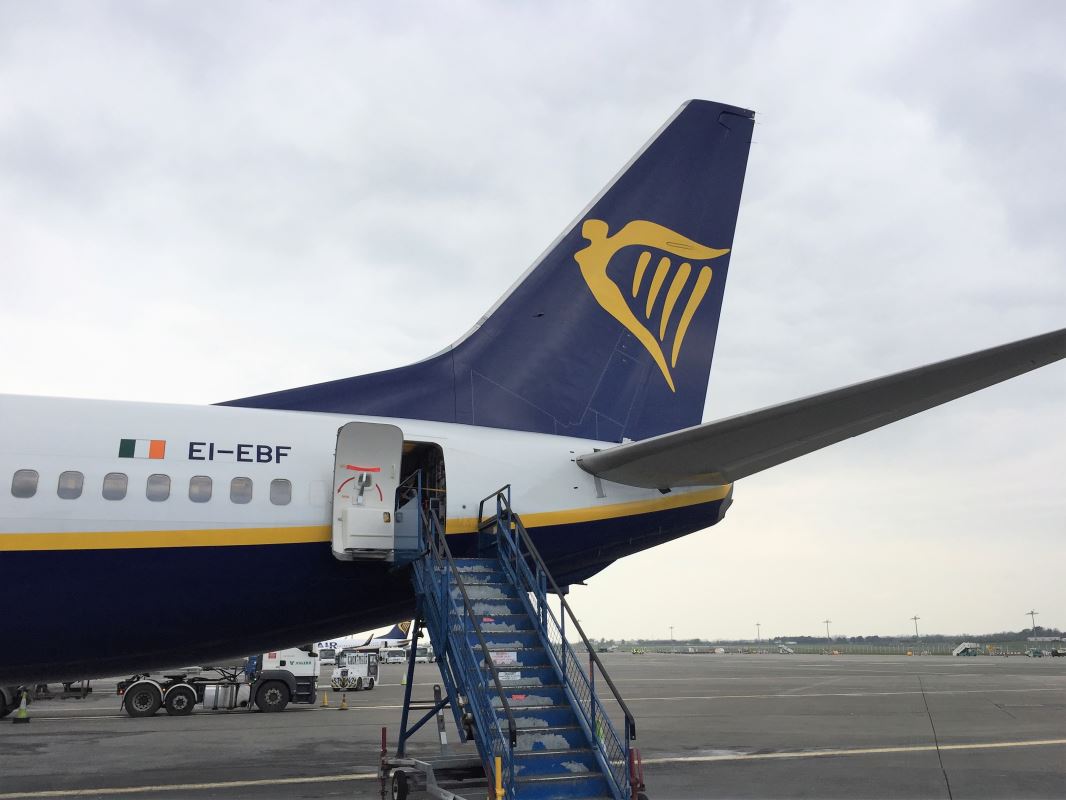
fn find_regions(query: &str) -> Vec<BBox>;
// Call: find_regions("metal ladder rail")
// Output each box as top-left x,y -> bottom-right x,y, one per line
415,508 -> 519,792
478,486 -> 638,800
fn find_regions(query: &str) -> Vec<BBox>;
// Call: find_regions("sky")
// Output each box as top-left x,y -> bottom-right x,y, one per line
1,1 -> 1063,641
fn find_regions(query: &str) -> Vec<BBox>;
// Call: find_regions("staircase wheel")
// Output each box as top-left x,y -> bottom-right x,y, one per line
390,769 -> 410,800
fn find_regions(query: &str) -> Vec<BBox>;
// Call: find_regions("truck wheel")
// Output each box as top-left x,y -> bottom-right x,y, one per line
0,688 -> 13,718
355,677 -> 364,691
367,678 -> 375,690
164,686 -> 196,716
255,681 -> 289,712
124,684 -> 162,717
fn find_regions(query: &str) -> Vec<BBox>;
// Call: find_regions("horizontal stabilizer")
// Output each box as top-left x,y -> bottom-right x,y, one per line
577,327 -> 1065,488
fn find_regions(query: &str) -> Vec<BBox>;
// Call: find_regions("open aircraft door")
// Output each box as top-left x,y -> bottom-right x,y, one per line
331,422 -> 404,562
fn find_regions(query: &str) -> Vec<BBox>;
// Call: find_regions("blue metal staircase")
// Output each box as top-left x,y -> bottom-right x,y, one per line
405,484 -> 642,800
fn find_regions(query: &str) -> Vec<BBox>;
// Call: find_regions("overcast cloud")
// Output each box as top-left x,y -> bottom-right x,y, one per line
1,1 -> 1063,640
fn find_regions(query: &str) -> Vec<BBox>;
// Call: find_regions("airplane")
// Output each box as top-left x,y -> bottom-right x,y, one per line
316,621 -> 413,654
1,99 -> 1063,711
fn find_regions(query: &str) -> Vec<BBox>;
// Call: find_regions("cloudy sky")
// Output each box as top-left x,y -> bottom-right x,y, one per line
2,1 -> 1063,641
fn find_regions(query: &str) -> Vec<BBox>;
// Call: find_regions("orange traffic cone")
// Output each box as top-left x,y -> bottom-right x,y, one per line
321,691 -> 329,707
12,691 -> 29,724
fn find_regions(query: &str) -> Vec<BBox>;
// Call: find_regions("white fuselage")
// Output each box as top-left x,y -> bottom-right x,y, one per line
0,393 -> 728,683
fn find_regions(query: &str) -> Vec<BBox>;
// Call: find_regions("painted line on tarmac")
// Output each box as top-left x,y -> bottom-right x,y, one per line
644,737 -> 1066,765
0,772 -> 379,799
29,703 -> 431,721
628,686 -> 1066,702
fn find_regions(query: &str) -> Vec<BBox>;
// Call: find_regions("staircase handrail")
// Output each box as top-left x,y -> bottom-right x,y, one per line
420,507 -> 519,753
481,487 -> 635,799
480,486 -> 637,737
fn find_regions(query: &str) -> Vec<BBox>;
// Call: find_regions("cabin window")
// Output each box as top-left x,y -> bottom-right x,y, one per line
189,475 -> 212,503
102,472 -> 128,501
230,476 -> 253,504
147,474 -> 171,502
269,478 -> 292,506
57,471 -> 84,500
11,469 -> 38,498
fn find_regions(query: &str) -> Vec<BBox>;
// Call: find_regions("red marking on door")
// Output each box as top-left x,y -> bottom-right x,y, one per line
345,464 -> 381,472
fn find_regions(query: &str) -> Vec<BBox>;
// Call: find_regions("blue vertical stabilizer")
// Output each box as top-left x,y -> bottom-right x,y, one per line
222,100 -> 754,442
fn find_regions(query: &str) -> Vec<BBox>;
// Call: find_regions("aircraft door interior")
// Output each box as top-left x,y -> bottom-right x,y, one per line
331,422 -> 403,561
396,441 -> 446,537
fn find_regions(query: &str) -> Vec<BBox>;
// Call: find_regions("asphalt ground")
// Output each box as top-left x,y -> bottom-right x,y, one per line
2,653 -> 1065,799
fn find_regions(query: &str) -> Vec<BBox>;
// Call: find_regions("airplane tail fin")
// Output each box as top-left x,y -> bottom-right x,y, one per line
382,620 -> 412,641
222,100 -> 755,441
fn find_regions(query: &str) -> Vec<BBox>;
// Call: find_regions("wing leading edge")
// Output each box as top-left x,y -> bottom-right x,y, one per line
577,327 -> 1065,489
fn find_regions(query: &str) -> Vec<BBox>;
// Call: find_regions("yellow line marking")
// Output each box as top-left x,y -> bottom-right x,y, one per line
0,772 -> 379,799
643,737 -> 1066,766
445,484 -> 730,534
0,525 -> 330,552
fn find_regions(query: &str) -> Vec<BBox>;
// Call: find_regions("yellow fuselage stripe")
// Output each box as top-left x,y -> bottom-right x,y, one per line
0,486 -> 730,551
445,485 -> 729,533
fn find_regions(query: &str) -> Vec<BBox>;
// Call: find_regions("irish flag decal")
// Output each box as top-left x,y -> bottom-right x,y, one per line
118,439 -> 166,459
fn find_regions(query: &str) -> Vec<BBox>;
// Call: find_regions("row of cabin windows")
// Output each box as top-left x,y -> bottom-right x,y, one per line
10,470 -> 292,505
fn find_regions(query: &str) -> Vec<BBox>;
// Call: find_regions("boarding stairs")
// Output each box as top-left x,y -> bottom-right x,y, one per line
400,484 -> 644,800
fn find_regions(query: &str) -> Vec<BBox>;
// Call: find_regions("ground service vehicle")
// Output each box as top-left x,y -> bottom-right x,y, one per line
383,647 -> 406,664
117,646 -> 319,717
408,645 -> 432,663
330,649 -> 379,691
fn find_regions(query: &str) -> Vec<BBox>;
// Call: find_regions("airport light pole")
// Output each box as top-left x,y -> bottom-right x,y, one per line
669,625 -> 674,641
823,619 -> 832,651
911,615 -> 921,640
756,622 -> 761,643
1027,609 -> 1039,636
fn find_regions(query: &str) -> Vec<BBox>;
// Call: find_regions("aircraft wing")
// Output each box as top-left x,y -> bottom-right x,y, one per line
577,328 -> 1065,489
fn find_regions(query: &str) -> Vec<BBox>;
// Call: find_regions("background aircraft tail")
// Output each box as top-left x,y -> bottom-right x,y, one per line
223,100 -> 755,441
382,620 -> 412,641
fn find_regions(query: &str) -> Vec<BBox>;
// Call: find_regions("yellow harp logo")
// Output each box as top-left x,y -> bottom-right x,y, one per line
574,219 -> 729,392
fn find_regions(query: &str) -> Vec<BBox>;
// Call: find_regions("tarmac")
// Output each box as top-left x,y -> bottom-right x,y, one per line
2,653 -> 1064,799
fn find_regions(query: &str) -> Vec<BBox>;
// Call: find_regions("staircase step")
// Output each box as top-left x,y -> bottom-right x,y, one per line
514,772 -> 612,800
452,558 -> 498,569
513,747 -> 599,777
453,568 -> 510,584
483,665 -> 558,688
514,725 -> 589,752
479,646 -> 552,668
470,630 -> 542,648
491,685 -> 569,708
472,613 -> 537,633
509,707 -> 582,729
467,597 -> 529,616
452,583 -> 520,601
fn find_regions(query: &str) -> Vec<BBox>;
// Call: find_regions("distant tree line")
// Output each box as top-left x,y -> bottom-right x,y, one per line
595,627 -> 1062,646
